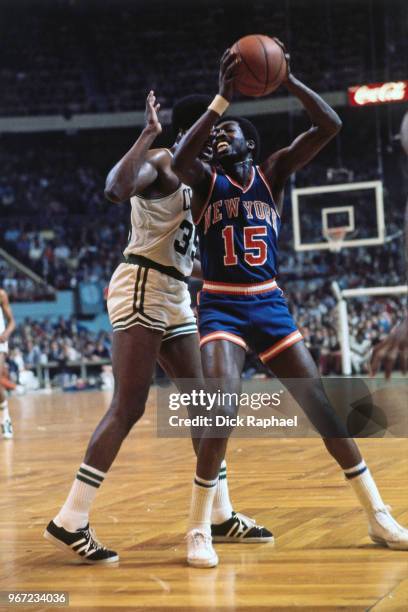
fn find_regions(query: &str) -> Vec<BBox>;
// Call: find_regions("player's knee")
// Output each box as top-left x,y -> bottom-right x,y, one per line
296,382 -> 348,438
112,405 -> 145,435
111,388 -> 148,432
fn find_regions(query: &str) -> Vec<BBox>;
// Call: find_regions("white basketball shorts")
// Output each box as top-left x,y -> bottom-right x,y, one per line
107,262 -> 197,342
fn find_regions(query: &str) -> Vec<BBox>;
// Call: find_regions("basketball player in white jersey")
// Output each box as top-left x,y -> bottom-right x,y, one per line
0,288 -> 15,439
44,92 -> 272,564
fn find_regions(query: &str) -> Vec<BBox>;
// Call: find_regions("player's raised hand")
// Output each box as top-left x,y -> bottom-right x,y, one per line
369,319 -> 408,379
272,37 -> 291,82
218,49 -> 241,101
145,90 -> 162,135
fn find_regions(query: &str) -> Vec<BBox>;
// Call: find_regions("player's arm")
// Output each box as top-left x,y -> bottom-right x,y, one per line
191,258 -> 203,280
171,113 -> 214,222
104,91 -> 162,202
172,51 -> 240,222
261,45 -> 342,211
0,290 -> 15,343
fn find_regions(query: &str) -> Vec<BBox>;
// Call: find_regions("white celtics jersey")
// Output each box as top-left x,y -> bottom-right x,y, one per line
124,182 -> 197,277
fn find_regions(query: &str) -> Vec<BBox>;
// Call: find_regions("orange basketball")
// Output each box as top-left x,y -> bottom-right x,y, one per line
231,34 -> 287,98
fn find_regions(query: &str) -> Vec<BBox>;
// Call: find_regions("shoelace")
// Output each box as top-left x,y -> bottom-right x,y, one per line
82,527 -> 107,554
187,530 -> 212,549
234,512 -> 263,530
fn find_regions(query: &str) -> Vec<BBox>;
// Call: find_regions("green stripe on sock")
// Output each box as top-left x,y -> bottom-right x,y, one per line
76,474 -> 101,488
194,477 -> 217,488
78,467 -> 104,482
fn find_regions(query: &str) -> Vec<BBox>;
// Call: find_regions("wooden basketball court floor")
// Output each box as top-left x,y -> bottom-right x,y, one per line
1,389 -> 408,611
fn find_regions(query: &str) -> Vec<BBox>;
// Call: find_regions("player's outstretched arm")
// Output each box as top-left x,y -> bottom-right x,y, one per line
0,290 -> 15,344
104,91 -> 162,203
172,50 -> 240,221
261,46 -> 342,209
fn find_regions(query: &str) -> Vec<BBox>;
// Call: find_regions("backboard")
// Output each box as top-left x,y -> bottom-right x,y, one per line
291,180 -> 385,252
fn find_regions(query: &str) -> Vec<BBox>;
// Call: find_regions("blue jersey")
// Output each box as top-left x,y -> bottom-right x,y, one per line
196,165 -> 281,284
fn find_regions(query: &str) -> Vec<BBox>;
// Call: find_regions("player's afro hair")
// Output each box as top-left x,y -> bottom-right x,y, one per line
218,116 -> 261,162
172,94 -> 212,135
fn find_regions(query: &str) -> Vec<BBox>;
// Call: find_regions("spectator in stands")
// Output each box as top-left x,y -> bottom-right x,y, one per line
349,331 -> 371,374
24,339 -> 43,367
93,340 -> 110,359
54,240 -> 71,261
62,339 -> 80,362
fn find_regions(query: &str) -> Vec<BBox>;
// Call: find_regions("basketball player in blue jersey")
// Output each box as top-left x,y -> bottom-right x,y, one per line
173,48 -> 408,567
44,92 -> 271,566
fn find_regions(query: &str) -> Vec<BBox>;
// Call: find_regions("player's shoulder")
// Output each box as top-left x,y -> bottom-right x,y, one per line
0,288 -> 8,304
146,147 -> 173,167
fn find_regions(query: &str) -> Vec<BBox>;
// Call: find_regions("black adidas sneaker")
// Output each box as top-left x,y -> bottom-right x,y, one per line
44,520 -> 119,563
211,512 -> 274,543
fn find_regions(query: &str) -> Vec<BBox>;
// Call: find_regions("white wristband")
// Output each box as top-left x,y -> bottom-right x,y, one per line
208,95 -> 230,116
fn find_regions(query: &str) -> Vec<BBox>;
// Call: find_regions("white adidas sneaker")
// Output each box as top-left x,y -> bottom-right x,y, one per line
186,529 -> 218,568
368,506 -> 408,550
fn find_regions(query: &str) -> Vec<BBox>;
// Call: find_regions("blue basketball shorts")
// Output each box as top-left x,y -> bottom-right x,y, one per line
197,278 -> 303,363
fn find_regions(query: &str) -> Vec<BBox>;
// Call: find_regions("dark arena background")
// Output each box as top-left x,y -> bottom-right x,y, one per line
0,0 -> 407,610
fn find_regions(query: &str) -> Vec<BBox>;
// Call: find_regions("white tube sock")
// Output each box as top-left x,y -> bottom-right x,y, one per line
54,463 -> 106,531
211,460 -> 233,524
188,474 -> 218,535
345,460 -> 385,514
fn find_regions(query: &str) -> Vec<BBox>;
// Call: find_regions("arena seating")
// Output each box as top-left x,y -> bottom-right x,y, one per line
0,0 -> 407,116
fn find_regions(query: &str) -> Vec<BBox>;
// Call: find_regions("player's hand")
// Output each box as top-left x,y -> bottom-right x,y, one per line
145,90 -> 162,135
272,37 -> 291,82
369,319 -> 408,379
0,333 -> 8,343
218,49 -> 240,102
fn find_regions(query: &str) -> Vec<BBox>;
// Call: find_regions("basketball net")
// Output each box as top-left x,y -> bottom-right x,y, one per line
323,226 -> 348,252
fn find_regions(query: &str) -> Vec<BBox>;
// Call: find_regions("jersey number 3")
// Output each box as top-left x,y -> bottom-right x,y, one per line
174,219 -> 198,261
222,226 -> 267,266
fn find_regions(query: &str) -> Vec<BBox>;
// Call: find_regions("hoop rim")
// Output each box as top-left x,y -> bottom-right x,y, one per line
323,226 -> 349,252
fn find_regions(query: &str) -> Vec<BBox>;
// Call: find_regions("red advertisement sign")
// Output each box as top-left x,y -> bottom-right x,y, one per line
348,81 -> 408,106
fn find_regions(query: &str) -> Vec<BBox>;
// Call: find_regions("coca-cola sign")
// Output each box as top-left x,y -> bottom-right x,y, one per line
348,81 -> 408,106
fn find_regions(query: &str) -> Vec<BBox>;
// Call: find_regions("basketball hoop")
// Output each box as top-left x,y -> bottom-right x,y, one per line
323,226 -> 348,252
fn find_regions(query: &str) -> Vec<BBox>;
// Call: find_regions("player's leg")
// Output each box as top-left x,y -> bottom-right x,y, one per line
160,332 -> 269,541
266,341 -> 361,464
0,353 -> 12,439
180,337 -> 272,566
83,326 -> 162,471
0,354 -> 12,438
266,340 -> 408,550
199,339 -> 274,547
44,324 -> 163,563
178,339 -> 245,566
158,332 -> 204,456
